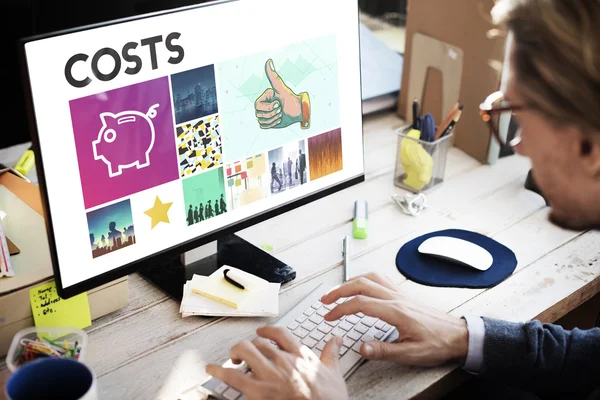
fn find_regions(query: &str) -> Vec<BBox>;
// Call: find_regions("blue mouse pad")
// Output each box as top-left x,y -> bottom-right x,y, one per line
396,229 -> 517,288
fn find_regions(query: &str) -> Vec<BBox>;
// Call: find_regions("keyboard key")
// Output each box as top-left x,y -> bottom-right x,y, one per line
361,317 -> 378,327
301,337 -> 318,348
361,334 -> 375,343
317,323 -> 332,334
335,297 -> 347,305
312,301 -> 322,309
324,319 -> 340,327
347,330 -> 362,341
309,314 -> 323,325
323,333 -> 333,343
301,321 -> 317,332
381,323 -> 392,332
296,315 -> 308,324
316,341 -> 326,351
354,324 -> 368,334
339,349 -> 362,371
313,348 -> 322,358
223,387 -> 241,400
375,321 -> 385,330
317,308 -> 329,317
356,312 -> 365,318
352,341 -> 363,353
331,327 -> 345,337
214,382 -> 229,394
339,346 -> 349,356
303,308 -> 316,317
323,303 -> 336,310
293,327 -> 310,339
310,330 -> 326,341
345,315 -> 360,325
375,331 -> 384,340
343,337 -> 355,348
338,321 -> 354,331
287,322 -> 299,331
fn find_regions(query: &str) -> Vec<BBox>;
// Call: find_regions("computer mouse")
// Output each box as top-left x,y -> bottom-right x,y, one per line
417,236 -> 493,271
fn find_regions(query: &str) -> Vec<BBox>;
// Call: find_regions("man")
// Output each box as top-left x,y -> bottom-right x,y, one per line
271,162 -> 282,192
206,1 -> 600,399
287,157 -> 293,186
298,149 -> 306,185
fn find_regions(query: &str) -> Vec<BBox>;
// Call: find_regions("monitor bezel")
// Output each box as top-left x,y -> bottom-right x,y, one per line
18,0 -> 365,299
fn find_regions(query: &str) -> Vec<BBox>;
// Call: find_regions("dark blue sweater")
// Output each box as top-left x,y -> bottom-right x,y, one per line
481,317 -> 600,399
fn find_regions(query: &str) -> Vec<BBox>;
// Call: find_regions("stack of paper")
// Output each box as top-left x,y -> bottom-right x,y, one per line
179,265 -> 280,318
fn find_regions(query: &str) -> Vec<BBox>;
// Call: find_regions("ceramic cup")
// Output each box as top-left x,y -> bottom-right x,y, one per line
4,358 -> 97,400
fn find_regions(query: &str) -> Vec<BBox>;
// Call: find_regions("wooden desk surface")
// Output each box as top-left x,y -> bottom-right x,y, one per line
2,111 -> 599,399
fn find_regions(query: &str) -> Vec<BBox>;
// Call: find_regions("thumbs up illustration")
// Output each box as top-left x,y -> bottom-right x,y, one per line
255,59 -> 311,129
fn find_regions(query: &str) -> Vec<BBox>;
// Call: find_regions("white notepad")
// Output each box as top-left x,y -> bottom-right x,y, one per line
179,266 -> 280,318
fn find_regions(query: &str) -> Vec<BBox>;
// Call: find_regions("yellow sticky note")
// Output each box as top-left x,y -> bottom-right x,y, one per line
29,281 -> 92,329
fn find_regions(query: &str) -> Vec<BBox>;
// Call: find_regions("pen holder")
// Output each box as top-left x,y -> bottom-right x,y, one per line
394,125 -> 453,193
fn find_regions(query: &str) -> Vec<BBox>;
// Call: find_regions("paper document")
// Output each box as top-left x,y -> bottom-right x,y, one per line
179,266 -> 280,318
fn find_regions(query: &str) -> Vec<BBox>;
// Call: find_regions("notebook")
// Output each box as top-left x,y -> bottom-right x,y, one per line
179,266 -> 280,318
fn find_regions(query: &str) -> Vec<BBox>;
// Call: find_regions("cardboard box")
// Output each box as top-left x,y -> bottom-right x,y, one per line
0,169 -> 128,356
398,0 -> 507,163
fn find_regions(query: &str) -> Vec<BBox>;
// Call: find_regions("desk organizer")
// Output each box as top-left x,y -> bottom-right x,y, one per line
6,326 -> 88,372
394,125 -> 453,193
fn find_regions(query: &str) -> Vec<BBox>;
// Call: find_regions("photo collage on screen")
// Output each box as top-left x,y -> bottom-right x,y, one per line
68,33 -> 345,260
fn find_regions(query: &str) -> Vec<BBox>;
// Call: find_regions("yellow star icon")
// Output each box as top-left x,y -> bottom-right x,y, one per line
144,196 -> 173,229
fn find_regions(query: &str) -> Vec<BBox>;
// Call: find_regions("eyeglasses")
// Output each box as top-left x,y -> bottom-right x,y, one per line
479,91 -> 525,148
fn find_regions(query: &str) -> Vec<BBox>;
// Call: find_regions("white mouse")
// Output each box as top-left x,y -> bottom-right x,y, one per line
417,236 -> 493,271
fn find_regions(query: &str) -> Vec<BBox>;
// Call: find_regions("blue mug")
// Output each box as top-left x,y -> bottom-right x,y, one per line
4,358 -> 97,400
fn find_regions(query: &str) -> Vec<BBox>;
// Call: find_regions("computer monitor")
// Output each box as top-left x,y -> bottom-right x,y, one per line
3,0 -> 212,150
19,0 -> 365,299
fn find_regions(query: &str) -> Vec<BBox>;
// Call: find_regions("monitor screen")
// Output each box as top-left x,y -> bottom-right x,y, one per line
20,0 -> 364,297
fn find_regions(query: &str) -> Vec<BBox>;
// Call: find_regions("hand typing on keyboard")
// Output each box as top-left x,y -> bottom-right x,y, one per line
202,272 -> 468,399
205,325 -> 349,400
320,272 -> 469,367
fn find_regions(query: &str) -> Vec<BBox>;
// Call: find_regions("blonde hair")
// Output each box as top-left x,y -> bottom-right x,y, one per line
492,0 -> 600,133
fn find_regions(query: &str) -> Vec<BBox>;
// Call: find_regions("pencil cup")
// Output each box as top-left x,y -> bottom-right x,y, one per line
394,125 -> 453,193
4,358 -> 97,400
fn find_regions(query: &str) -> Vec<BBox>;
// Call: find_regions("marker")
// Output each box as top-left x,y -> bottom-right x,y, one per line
15,145 -> 35,176
223,268 -> 246,290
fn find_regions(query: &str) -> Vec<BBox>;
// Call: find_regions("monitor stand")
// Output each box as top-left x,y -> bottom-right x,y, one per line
138,234 -> 296,301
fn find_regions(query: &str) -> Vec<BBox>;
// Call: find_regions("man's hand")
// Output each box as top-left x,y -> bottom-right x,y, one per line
205,326 -> 348,400
320,273 -> 469,367
255,59 -> 310,129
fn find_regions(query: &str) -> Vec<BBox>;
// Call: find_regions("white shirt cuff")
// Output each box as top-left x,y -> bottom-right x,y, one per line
462,315 -> 485,374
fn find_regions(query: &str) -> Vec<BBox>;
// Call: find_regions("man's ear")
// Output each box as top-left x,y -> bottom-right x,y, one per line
580,134 -> 600,178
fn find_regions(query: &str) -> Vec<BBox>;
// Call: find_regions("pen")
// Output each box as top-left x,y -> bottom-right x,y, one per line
412,98 -> 420,130
223,268 -> 245,290
342,236 -> 350,282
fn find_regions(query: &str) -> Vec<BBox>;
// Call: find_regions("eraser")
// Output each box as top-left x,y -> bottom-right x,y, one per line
353,200 -> 368,239
0,218 -> 14,278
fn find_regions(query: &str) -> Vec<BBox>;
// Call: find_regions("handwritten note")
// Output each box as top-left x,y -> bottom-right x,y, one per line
29,281 -> 91,329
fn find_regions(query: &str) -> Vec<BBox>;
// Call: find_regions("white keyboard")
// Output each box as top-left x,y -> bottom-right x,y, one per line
194,283 -> 396,400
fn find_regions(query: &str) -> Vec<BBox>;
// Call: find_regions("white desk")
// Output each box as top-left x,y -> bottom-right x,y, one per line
2,111 -> 599,399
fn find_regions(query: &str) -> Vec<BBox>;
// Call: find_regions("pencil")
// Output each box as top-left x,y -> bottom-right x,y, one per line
434,101 -> 460,140
441,106 -> 464,138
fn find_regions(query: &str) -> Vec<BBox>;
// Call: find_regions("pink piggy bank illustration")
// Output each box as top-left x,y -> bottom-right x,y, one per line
92,104 -> 159,178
